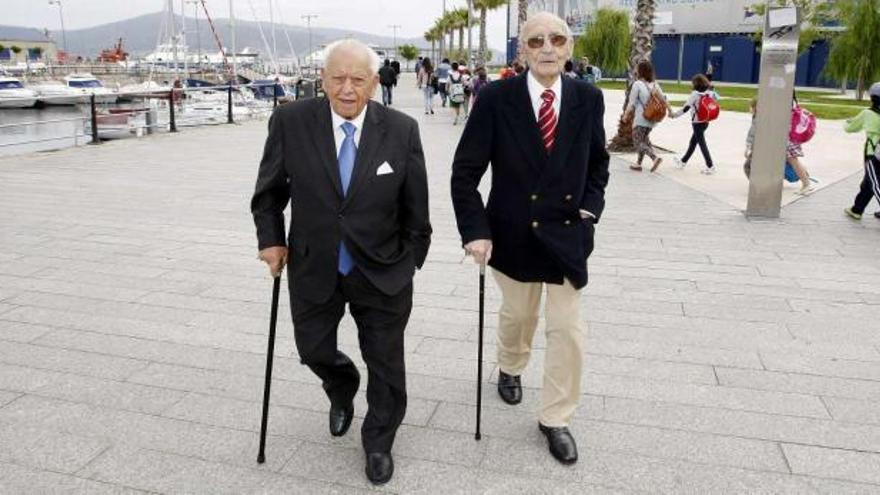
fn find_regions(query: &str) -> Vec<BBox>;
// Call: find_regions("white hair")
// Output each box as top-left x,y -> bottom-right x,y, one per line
323,39 -> 381,74
519,11 -> 573,40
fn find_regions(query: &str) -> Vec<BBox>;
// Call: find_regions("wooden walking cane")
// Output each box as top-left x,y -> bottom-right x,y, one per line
475,263 -> 485,441
257,274 -> 281,464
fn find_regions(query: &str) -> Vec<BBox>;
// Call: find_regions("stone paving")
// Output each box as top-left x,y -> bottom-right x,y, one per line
1,75 -> 880,494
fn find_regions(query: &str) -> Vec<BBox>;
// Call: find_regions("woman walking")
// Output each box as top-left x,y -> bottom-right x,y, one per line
448,62 -> 468,126
624,60 -> 668,172
671,74 -> 718,175
418,57 -> 435,115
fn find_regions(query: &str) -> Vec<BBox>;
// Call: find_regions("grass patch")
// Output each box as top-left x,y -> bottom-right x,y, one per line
666,97 -> 860,120
597,80 -> 870,112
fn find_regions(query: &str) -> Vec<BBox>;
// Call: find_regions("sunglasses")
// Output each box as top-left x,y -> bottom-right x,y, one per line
526,34 -> 568,49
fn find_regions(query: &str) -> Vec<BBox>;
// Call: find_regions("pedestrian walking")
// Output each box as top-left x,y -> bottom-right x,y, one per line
671,74 -> 719,175
418,57 -> 436,115
788,96 -> 816,195
448,62 -> 469,126
624,60 -> 670,172
471,66 -> 489,103
451,12 -> 610,466
564,60 -> 578,79
844,82 -> 880,220
379,59 -> 397,106
436,58 -> 452,107
459,61 -> 473,119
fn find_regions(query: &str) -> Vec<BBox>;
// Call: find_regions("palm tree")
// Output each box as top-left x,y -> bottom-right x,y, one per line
475,0 -> 507,66
609,0 -> 656,152
433,17 -> 448,60
450,8 -> 473,61
517,0 -> 529,61
425,29 -> 439,62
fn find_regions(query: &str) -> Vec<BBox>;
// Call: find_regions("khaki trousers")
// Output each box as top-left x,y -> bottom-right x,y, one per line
492,269 -> 584,427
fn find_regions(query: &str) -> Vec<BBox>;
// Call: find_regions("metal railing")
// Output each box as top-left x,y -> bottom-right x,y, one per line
0,79 -> 321,154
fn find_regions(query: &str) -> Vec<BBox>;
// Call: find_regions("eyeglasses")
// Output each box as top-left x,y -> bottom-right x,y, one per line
526,34 -> 568,49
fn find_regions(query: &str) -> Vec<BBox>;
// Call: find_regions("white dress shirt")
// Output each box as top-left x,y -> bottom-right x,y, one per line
527,70 -> 562,122
330,105 -> 368,157
526,71 -> 595,220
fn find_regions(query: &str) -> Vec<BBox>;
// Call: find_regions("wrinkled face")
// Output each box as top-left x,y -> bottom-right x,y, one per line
520,16 -> 572,82
322,47 -> 378,119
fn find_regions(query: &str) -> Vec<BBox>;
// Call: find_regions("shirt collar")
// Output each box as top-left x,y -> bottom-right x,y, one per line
527,70 -> 562,101
330,104 -> 368,134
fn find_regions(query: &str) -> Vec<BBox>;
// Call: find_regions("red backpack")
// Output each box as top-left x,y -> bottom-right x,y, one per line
696,93 -> 720,122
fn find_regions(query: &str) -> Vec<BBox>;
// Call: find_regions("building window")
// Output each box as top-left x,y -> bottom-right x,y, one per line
0,49 -> 10,60
28,48 -> 42,60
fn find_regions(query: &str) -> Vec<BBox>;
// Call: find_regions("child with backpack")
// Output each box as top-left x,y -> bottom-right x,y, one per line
788,95 -> 817,195
844,82 -> 880,220
743,98 -> 801,183
671,74 -> 719,175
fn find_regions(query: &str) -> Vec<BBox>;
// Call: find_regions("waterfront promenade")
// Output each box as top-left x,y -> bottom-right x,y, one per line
1,75 -> 879,493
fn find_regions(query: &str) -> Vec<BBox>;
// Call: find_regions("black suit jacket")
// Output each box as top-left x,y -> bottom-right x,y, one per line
450,72 -> 610,289
251,98 -> 431,304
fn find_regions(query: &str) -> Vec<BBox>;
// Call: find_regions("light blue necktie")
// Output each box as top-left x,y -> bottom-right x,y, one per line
337,122 -> 357,275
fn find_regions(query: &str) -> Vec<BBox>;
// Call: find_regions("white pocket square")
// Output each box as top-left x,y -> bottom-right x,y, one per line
376,162 -> 394,175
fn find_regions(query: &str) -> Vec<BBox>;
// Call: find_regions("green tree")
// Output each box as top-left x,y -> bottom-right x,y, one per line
474,0 -> 507,66
574,8 -> 630,75
826,0 -> 880,100
424,28 -> 440,62
398,44 -> 419,70
516,0 -> 528,61
609,0 -> 656,152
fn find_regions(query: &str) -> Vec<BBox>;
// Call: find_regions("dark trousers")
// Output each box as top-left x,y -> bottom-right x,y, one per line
289,267 -> 412,453
682,122 -> 714,168
851,156 -> 880,214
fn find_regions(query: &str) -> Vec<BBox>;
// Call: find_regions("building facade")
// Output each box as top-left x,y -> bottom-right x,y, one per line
506,0 -> 838,88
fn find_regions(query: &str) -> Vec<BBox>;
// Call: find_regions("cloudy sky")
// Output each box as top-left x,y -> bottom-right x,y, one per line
5,0 -> 510,46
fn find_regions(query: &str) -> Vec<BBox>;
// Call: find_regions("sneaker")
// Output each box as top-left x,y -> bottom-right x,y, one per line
674,157 -> 686,169
844,207 -> 862,220
701,167 -> 716,175
795,184 -> 815,195
874,211 -> 880,219
650,157 -> 663,172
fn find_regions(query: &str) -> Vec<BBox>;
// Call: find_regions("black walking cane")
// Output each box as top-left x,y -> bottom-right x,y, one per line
257,274 -> 281,464
475,263 -> 485,441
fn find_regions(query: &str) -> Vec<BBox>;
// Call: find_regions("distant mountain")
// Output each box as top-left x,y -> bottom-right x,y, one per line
26,11 -> 431,59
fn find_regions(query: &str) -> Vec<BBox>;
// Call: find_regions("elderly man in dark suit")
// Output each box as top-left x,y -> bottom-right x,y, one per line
251,39 -> 431,485
450,12 -> 610,465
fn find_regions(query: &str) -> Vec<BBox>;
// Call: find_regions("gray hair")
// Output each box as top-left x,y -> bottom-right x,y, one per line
323,39 -> 381,74
519,11 -> 573,40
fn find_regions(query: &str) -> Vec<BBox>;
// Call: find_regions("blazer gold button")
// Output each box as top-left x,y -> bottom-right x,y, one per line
531,221 -> 539,228
564,220 -> 571,225
531,194 -> 538,201
564,194 -> 572,201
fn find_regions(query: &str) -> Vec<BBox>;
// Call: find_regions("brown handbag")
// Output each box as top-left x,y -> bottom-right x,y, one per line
642,85 -> 667,123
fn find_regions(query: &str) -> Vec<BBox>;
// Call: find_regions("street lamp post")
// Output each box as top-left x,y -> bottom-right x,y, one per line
302,14 -> 318,75
466,0 -> 473,67
48,0 -> 67,56
387,24 -> 401,60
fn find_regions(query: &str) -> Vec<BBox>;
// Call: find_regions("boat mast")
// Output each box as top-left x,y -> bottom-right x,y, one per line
181,0 -> 188,78
229,0 -> 237,82
169,0 -> 178,75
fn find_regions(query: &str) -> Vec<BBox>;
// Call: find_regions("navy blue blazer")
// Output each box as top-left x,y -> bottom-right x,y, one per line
450,72 -> 610,289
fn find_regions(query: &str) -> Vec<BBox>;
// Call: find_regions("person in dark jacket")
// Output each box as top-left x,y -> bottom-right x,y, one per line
450,12 -> 609,467
378,59 -> 398,106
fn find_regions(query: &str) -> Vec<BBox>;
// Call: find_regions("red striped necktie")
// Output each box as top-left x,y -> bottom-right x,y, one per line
538,88 -> 557,153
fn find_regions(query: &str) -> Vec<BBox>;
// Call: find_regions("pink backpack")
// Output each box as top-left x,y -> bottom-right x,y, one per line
789,105 -> 817,144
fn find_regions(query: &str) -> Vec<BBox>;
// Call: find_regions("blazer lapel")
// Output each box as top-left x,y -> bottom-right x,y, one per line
503,73 -> 546,175
541,76 -> 587,187
343,101 -> 386,207
311,99 -> 344,198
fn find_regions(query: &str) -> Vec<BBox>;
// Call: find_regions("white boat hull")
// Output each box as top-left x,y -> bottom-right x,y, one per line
0,97 -> 38,108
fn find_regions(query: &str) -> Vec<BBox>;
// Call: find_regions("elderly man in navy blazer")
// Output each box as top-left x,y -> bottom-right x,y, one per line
450,12 -> 610,465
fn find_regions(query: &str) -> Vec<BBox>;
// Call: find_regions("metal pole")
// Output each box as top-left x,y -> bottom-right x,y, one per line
257,275 -> 281,464
387,24 -> 401,61
227,84 -> 234,123
302,15 -> 318,75
168,89 -> 177,132
48,1 -> 67,55
89,94 -> 99,144
230,0 -> 237,81
467,0 -> 473,67
181,0 -> 188,77
441,0 -> 446,60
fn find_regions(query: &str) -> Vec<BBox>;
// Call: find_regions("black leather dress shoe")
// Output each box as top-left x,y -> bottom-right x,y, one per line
365,452 -> 394,485
328,403 -> 353,437
497,371 -> 522,405
538,423 -> 578,465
